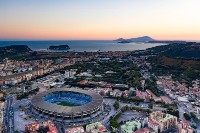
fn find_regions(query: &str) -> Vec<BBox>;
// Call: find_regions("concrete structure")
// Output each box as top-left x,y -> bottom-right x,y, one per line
0,102 -> 5,133
160,96 -> 172,104
86,122 -> 108,133
177,120 -> 193,133
31,88 -> 103,125
177,97 -> 189,102
120,121 -> 142,133
25,122 -> 40,133
65,126 -> 84,133
146,89 -> 161,102
196,106 -> 200,115
147,119 -> 159,133
136,90 -> 150,102
134,127 -> 150,133
149,111 -> 177,132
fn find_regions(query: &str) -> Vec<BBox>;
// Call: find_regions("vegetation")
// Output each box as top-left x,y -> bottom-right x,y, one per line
110,106 -> 129,128
144,42 -> 200,86
0,45 -> 32,60
145,79 -> 162,96
183,113 -> 191,121
189,99 -> 196,103
147,42 -> 200,59
16,88 -> 39,100
110,105 -> 150,129
106,96 -> 144,104
190,112 -> 200,122
65,60 -> 142,88
147,56 -> 200,86
191,125 -> 197,129
149,103 -> 153,109
113,101 -> 119,110
167,109 -> 179,118
58,102 -> 77,107
132,106 -> 151,113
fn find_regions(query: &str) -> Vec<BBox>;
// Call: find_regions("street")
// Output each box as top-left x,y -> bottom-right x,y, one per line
3,95 -> 14,133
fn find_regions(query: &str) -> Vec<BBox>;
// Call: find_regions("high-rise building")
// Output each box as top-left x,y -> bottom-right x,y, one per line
149,111 -> 177,132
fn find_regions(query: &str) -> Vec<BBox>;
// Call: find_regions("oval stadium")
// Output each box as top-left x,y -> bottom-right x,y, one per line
31,88 -> 104,126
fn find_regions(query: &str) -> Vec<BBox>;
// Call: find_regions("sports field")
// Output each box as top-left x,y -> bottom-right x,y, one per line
58,102 -> 77,107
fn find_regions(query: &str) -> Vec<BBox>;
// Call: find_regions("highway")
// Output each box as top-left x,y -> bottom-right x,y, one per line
3,95 -> 14,133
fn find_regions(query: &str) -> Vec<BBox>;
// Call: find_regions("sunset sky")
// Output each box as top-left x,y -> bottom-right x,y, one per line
0,0 -> 200,40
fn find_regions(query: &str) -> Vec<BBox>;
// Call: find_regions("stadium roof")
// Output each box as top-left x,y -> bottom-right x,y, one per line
31,88 -> 103,115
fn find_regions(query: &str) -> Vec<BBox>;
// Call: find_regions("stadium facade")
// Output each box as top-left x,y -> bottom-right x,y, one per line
31,88 -> 104,125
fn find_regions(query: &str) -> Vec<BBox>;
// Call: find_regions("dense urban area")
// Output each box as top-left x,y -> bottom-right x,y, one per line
0,42 -> 200,133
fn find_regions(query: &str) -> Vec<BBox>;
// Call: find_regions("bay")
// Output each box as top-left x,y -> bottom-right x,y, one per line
0,40 -> 165,52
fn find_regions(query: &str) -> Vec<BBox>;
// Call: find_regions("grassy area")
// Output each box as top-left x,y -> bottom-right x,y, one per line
58,102 -> 77,107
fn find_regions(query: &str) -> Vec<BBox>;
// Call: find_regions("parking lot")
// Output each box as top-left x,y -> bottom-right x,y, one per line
117,110 -> 147,123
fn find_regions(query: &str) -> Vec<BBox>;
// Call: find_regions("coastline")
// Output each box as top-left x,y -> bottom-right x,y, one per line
0,40 -> 166,52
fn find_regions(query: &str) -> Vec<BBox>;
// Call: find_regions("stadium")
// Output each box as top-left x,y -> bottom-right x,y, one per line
31,88 -> 104,125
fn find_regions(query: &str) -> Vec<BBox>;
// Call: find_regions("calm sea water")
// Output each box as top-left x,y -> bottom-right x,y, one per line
0,40 -> 165,52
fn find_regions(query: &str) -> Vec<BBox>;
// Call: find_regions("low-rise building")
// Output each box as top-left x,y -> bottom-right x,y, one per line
177,120 -> 193,133
65,126 -> 84,133
134,127 -> 150,133
86,122 -> 108,133
120,121 -> 142,133
25,122 -> 40,133
148,119 -> 159,133
136,90 -> 150,102
160,96 -> 172,104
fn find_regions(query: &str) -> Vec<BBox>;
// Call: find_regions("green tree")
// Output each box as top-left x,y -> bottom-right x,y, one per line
113,101 -> 119,110
183,113 -> 191,121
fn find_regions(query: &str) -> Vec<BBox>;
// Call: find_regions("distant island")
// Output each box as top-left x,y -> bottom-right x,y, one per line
49,45 -> 70,50
114,36 -> 155,43
114,36 -> 187,44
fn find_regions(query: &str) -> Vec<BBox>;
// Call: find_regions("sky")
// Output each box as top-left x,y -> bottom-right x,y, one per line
0,0 -> 200,40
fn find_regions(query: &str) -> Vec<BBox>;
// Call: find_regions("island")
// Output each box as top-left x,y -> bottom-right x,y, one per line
114,36 -> 155,43
49,45 -> 70,50
114,36 -> 187,44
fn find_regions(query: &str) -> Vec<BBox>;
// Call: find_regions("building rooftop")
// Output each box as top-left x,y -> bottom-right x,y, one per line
121,121 -> 142,133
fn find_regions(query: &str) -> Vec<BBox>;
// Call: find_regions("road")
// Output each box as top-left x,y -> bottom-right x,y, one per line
177,104 -> 185,121
3,95 -> 14,133
54,122 -> 65,133
178,103 -> 200,131
101,99 -> 132,131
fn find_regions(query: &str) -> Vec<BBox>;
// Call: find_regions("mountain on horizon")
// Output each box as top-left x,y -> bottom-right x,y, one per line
115,36 -> 155,43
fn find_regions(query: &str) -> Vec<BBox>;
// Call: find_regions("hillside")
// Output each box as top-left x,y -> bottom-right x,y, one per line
147,42 -> 200,59
144,42 -> 200,85
0,45 -> 32,59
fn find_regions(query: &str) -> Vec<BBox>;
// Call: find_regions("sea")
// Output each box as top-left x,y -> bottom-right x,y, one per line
0,40 -> 165,52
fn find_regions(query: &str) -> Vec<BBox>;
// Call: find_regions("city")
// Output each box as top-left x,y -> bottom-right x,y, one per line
0,0 -> 200,133
0,42 -> 199,132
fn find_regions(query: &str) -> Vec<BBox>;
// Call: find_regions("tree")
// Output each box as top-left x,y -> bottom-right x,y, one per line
55,79 -> 60,82
183,113 -> 191,121
191,125 -> 197,129
149,103 -> 153,109
110,120 -> 120,128
190,112 -> 200,121
113,101 -> 119,110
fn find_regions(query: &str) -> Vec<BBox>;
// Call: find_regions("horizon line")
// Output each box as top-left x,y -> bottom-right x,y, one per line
0,39 -> 199,42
